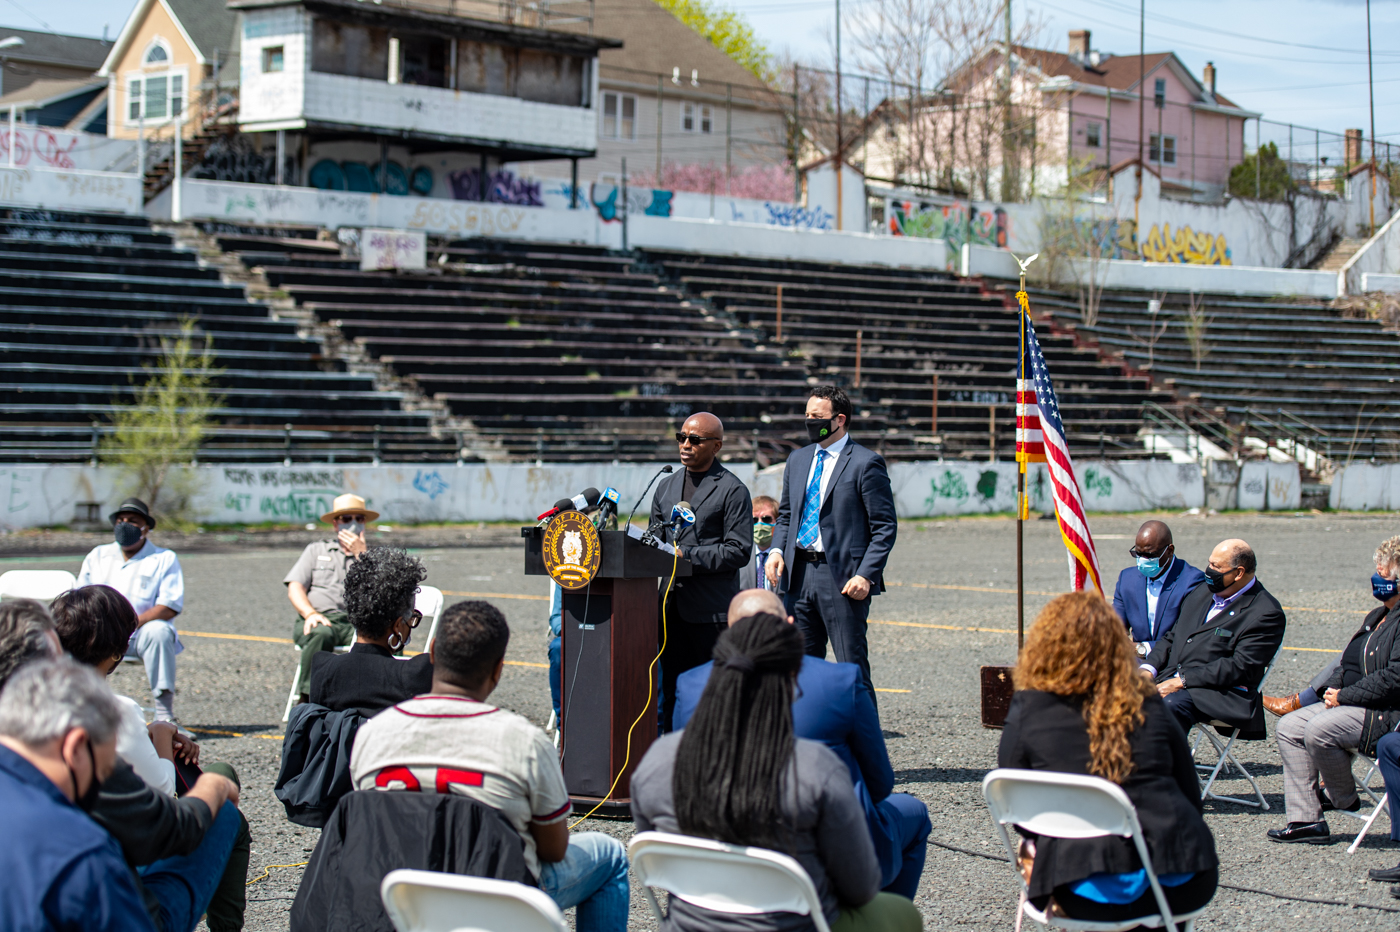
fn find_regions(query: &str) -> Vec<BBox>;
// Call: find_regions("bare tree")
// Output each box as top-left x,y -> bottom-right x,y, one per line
1184,291 -> 1213,371
1127,294 -> 1170,370
848,0 -> 937,185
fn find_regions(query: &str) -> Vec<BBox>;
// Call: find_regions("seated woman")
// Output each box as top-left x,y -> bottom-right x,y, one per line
1000,591 -> 1218,922
1268,534 -> 1400,844
630,613 -> 922,932
309,547 -> 433,716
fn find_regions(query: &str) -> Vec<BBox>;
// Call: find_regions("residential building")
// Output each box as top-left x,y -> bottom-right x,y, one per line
0,27 -> 112,97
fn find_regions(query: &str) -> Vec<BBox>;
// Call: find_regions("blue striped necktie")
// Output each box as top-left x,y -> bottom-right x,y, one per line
796,450 -> 828,549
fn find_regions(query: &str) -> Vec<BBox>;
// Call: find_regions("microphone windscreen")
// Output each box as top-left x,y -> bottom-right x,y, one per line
581,487 -> 601,506
661,465 -> 673,472
675,500 -> 691,510
552,498 -> 573,512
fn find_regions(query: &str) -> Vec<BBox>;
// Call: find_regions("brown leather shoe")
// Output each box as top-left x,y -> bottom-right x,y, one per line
1263,694 -> 1302,717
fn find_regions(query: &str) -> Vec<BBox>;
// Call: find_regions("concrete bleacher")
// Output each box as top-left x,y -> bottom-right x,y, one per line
1049,287 -> 1400,459
0,208 -> 452,464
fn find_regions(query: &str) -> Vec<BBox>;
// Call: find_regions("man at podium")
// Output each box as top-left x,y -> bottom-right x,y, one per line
649,412 -> 752,732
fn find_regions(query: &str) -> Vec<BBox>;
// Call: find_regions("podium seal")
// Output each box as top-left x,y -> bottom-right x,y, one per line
541,511 -> 601,589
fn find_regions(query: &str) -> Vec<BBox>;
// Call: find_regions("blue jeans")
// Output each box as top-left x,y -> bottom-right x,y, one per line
1377,732 -> 1400,842
538,831 -> 629,932
549,635 -> 562,721
139,801 -> 243,932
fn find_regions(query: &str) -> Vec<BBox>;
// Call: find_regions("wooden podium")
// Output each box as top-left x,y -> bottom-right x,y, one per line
522,527 -> 691,814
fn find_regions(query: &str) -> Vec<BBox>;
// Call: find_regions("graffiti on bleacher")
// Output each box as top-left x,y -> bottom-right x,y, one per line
412,470 -> 449,500
590,184 -> 673,222
761,203 -> 833,230
890,201 -> 1008,251
308,159 -> 434,197
1139,223 -> 1232,265
948,390 -> 1010,405
447,169 -> 543,206
223,468 -> 346,488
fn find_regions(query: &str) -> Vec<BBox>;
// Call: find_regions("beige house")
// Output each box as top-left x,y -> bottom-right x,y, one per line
97,0 -> 237,140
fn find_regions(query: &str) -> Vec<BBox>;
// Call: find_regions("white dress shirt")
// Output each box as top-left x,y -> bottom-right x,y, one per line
1144,555 -> 1174,639
800,432 -> 849,553
77,541 -> 185,653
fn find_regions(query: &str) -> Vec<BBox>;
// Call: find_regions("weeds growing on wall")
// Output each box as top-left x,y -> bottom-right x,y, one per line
99,319 -> 224,529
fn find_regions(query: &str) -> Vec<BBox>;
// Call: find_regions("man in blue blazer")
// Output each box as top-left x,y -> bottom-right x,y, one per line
673,589 -> 931,898
1112,519 -> 1206,656
765,386 -> 898,697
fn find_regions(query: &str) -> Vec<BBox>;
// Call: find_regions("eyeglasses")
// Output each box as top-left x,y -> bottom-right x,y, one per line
753,517 -> 776,525
406,609 -> 422,629
335,515 -> 365,524
675,433 -> 718,446
1129,545 -> 1169,559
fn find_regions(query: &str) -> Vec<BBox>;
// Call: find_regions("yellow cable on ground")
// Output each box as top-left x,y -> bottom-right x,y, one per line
570,547 -> 680,827
246,862 -> 309,885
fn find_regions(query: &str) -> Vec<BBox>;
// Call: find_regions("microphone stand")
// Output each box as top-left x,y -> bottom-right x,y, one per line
624,464 -> 674,530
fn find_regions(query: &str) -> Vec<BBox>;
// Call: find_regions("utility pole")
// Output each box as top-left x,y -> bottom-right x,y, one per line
999,0 -> 1014,201
1135,0 -> 1144,230
835,0 -> 843,229
793,64 -> 802,203
1367,0 -> 1376,234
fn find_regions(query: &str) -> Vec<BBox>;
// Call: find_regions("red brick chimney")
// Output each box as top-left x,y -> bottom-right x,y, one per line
1346,129 -> 1364,167
1068,29 -> 1090,60
1202,62 -> 1215,94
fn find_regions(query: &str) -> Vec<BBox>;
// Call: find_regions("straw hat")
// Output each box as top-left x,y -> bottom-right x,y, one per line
320,493 -> 380,524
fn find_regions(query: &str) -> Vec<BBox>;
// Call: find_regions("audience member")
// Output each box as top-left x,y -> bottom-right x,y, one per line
1268,537 -> 1400,843
0,597 -> 60,682
76,497 -> 184,721
308,547 -> 432,716
1141,538 -> 1286,739
632,613 -> 922,932
1367,731 -> 1400,895
1264,535 -> 1400,716
1000,592 -> 1218,922
673,588 -> 931,899
49,584 -> 251,931
350,600 -> 629,932
284,493 -> 377,703
1112,520 -> 1206,654
739,495 -> 780,591
0,658 -> 156,930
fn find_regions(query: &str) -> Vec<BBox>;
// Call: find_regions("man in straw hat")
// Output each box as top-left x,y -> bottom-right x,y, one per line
284,494 -> 378,704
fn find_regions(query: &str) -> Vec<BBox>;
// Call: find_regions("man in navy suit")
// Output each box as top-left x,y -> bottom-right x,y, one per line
1112,519 -> 1206,657
765,386 -> 897,697
674,589 -> 931,899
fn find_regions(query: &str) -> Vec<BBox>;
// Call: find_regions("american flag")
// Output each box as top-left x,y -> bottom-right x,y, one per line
1015,292 -> 1103,594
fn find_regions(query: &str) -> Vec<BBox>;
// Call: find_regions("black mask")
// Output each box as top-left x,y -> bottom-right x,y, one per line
806,418 -> 838,444
67,739 -> 103,812
1204,566 -> 1233,594
114,521 -> 143,548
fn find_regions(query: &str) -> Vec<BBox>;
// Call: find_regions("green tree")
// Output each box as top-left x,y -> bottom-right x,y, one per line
654,0 -> 774,82
100,318 -> 223,527
1228,141 -> 1295,201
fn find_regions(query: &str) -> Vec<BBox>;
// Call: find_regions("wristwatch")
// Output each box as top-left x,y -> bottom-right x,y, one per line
1135,642 -> 1150,657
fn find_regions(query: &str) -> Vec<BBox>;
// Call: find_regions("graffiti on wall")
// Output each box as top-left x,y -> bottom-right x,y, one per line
1069,218 -> 1142,260
759,202 -> 833,230
309,159 -> 434,197
1140,223 -> 1232,265
890,200 -> 1008,252
447,169 -> 543,206
590,184 -> 673,222
193,136 -> 278,186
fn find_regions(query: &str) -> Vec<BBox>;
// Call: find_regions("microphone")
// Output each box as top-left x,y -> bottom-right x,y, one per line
625,465 -> 674,529
669,500 -> 696,532
536,488 -> 601,521
596,487 -> 621,524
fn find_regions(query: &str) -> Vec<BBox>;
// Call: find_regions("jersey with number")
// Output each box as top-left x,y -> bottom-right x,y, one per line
349,695 -> 570,875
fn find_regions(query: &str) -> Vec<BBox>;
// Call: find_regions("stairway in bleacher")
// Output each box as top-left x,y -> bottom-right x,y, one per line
1315,237 -> 1369,272
0,208 -> 452,463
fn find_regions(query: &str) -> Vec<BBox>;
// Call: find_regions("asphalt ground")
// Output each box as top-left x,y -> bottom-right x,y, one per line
6,511 -> 1400,930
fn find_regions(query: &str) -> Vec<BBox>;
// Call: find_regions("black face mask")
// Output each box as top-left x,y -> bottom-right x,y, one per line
806,417 -> 838,444
67,739 -> 103,812
114,521 -> 143,548
1204,567 -> 1233,594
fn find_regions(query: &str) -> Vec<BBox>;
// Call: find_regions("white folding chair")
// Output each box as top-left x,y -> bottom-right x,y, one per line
0,569 -> 76,601
983,768 -> 1205,932
1338,750 -> 1390,855
1189,657 -> 1277,809
379,868 -> 565,932
629,831 -> 833,932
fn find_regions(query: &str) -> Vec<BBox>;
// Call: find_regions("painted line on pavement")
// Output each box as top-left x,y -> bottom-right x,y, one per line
179,629 -> 548,667
869,620 -> 1341,653
441,590 -> 549,601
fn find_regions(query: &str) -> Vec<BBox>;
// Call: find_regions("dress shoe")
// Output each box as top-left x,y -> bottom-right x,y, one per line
1317,786 -> 1362,813
1391,885 -> 1400,900
1369,863 -> 1400,882
1263,694 -> 1302,716
1267,821 -> 1332,844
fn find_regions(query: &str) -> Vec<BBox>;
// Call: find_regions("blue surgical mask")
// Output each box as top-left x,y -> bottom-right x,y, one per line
1373,572 -> 1398,602
1136,555 -> 1165,579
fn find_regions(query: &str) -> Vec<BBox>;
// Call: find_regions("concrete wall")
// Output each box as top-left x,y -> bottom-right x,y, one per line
0,127 -> 138,174
0,166 -> 143,215
1361,273 -> 1400,293
1342,207 -> 1400,295
1330,463 -> 1400,511
0,459 -> 1233,531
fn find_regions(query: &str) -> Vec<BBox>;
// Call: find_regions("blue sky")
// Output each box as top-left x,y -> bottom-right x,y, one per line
18,0 -> 1400,143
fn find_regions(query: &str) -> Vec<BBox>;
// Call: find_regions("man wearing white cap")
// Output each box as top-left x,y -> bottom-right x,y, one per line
284,494 -> 378,703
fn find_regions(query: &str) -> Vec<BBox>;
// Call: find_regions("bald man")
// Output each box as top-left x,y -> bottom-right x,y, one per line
1112,520 -> 1206,655
1142,539 -> 1287,739
672,589 -> 932,900
650,412 -> 752,732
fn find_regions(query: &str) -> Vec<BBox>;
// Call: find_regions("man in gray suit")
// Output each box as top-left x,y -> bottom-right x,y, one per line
739,495 -> 779,592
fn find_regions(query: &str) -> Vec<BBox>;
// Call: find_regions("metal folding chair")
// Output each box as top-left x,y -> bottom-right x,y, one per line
379,868 -> 565,932
983,768 -> 1204,931
1338,749 -> 1390,855
0,569 -> 76,601
1189,658 -> 1277,809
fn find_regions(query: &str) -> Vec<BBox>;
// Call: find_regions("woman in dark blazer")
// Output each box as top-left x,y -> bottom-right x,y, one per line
999,591 -> 1218,922
309,547 -> 433,717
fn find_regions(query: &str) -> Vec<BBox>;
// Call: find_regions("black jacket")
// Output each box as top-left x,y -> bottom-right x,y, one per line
1326,603 -> 1400,756
310,643 -> 434,717
1144,580 -> 1286,739
998,689 -> 1218,900
276,702 -> 365,828
91,759 -> 212,865
650,459 -> 752,625
290,789 -> 535,932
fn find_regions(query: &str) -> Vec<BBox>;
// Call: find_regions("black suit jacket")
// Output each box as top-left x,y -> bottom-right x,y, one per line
770,438 -> 897,594
1144,579 -> 1286,739
309,643 -> 434,717
650,459 -> 752,625
998,690 -> 1218,900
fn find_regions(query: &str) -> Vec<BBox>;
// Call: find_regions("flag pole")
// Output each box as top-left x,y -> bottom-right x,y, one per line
1016,265 -> 1026,652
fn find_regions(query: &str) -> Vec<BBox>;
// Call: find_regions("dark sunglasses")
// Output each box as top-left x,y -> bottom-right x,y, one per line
405,609 -> 422,629
335,514 -> 365,524
1129,545 -> 1169,559
676,433 -> 718,446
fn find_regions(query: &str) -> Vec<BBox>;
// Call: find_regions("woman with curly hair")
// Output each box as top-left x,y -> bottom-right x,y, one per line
308,547 -> 433,716
999,591 -> 1218,922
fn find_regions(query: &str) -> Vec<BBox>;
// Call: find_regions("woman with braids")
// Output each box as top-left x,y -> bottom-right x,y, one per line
1000,591 -> 1218,922
308,547 -> 433,716
630,613 -> 922,932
